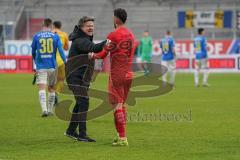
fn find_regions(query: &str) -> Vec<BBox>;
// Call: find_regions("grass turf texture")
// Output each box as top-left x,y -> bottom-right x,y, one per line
0,73 -> 240,160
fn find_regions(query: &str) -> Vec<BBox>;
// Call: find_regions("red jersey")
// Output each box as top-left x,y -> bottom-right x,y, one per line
93,26 -> 135,81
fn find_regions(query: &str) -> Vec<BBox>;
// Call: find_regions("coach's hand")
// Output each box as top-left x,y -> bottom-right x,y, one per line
88,52 -> 94,59
106,39 -> 111,45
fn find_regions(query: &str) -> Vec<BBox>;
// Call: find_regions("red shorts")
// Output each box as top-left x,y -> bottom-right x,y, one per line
108,77 -> 132,105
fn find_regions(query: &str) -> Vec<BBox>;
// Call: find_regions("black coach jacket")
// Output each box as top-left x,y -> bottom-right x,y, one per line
66,26 -> 106,87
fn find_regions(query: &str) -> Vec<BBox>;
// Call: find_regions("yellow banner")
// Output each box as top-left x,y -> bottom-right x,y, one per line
184,10 -> 224,28
215,10 -> 224,28
185,10 -> 194,28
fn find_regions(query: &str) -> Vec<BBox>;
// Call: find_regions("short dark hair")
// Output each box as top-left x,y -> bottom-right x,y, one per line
198,28 -> 205,35
114,8 -> 127,24
43,18 -> 52,27
78,16 -> 95,28
166,30 -> 171,35
53,21 -> 62,29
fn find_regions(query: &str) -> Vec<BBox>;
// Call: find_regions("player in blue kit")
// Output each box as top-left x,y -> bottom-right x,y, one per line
160,30 -> 176,86
31,18 -> 66,117
193,28 -> 209,87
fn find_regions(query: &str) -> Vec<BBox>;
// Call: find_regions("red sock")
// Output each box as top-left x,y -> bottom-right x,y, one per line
114,108 -> 126,138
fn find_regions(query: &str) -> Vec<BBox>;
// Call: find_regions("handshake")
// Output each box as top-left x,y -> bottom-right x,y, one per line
88,39 -> 111,59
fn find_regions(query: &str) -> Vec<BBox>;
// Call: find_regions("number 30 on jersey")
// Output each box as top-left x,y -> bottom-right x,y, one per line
39,38 -> 53,54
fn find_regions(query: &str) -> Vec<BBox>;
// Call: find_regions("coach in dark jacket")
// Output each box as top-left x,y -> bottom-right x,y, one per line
65,16 -> 107,142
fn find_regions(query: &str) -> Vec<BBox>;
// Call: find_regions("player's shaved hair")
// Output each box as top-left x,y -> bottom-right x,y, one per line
53,21 -> 62,29
198,28 -> 205,35
114,8 -> 127,24
78,16 -> 95,28
43,18 -> 52,28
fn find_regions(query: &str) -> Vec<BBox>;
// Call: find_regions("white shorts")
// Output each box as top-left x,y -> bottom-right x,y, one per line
36,69 -> 57,86
161,60 -> 176,71
195,58 -> 208,69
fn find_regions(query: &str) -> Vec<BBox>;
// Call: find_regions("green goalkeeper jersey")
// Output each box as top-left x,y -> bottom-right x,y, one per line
138,36 -> 153,58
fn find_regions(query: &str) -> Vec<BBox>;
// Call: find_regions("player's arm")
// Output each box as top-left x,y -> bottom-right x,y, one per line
203,37 -> 208,58
57,36 -> 67,63
172,39 -> 176,58
173,48 -> 176,58
137,42 -> 141,57
63,33 -> 69,51
90,39 -> 112,59
77,38 -> 107,53
193,39 -> 197,55
89,32 -> 115,59
159,40 -> 163,55
203,37 -> 207,50
91,49 -> 109,59
31,35 -> 37,85
90,32 -> 115,59
150,38 -> 153,55
138,40 -> 142,56
31,35 -> 37,62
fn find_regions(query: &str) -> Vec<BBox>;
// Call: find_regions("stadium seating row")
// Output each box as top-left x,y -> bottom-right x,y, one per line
1,0 -> 240,40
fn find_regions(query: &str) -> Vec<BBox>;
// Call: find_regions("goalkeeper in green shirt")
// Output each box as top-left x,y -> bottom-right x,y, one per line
138,30 -> 153,75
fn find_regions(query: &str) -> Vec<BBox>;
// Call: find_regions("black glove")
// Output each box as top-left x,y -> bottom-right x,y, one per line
32,70 -> 37,85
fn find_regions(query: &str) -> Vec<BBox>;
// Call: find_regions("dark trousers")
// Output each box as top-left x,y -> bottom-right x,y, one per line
67,95 -> 89,137
66,73 -> 90,137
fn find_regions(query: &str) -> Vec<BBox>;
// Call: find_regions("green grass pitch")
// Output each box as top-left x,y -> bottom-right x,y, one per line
0,73 -> 240,160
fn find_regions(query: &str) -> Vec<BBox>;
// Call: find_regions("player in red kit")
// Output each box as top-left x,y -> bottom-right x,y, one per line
89,8 -> 134,146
